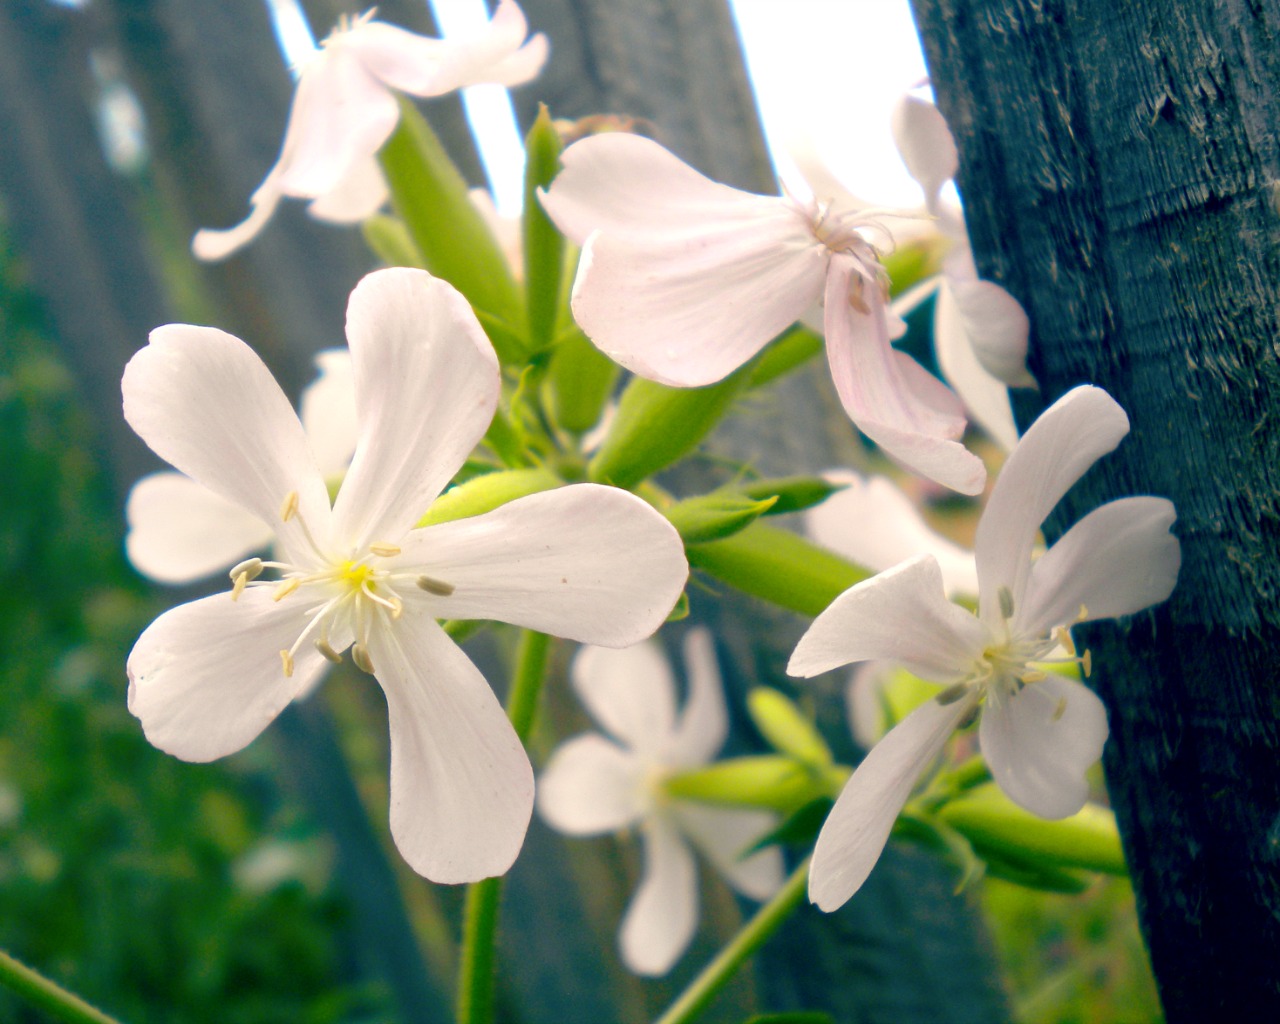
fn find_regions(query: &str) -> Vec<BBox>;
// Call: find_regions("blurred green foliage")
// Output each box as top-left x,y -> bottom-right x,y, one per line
0,229 -> 392,1023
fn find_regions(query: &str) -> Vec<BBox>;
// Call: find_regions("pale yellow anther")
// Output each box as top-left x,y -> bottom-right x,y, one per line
280,649 -> 295,678
280,490 -> 300,522
388,595 -> 404,620
273,578 -> 302,602
351,643 -> 375,675
231,573 -> 249,601
1082,649 -> 1093,678
1077,603 -> 1089,622
1020,669 -> 1048,683
1052,696 -> 1068,721
229,557 -> 264,601
416,575 -> 456,597
315,639 -> 343,665
1054,626 -> 1077,657
369,542 -> 401,557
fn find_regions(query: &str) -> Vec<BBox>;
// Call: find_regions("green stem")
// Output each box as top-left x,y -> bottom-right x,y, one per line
0,949 -> 123,1024
653,858 -> 811,1024
454,630 -> 553,1024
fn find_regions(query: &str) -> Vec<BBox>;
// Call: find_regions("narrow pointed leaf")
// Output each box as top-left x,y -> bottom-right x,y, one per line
666,493 -> 777,544
664,755 -> 835,813
740,475 -> 847,515
522,105 -> 564,351
747,688 -> 832,767
416,466 -> 560,527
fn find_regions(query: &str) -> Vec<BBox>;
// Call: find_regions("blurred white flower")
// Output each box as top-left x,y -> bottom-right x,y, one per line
790,386 -> 1180,911
123,268 -> 687,883
193,1 -> 547,260
537,630 -> 784,976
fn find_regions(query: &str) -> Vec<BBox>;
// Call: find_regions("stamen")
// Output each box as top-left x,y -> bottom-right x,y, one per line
935,682 -> 971,706
998,586 -> 1015,621
280,490 -> 299,522
369,542 -> 401,557
273,578 -> 302,602
314,639 -> 343,664
361,581 -> 402,617
1020,669 -> 1048,683
1052,696 -> 1068,721
1077,603 -> 1089,622
1081,649 -> 1093,678
229,556 -> 265,601
417,575 -> 456,597
1053,626 -> 1077,656
351,643 -> 374,675
280,649 -> 295,677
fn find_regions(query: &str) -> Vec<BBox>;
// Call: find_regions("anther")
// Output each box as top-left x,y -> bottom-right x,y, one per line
273,578 -> 302,602
351,643 -> 375,675
280,649 -> 295,678
369,542 -> 401,557
417,575 -> 456,597
998,586 -> 1015,621
1077,603 -> 1089,622
280,490 -> 299,522
314,639 -> 343,665
229,557 -> 264,601
1052,696 -> 1068,722
935,681 -> 971,706
1081,649 -> 1093,678
1053,626 -> 1077,656
1020,669 -> 1048,683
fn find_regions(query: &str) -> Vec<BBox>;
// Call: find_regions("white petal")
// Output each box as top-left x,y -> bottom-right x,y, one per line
191,176 -> 284,261
338,19 -> 452,94
949,278 -> 1035,389
667,628 -> 728,766
979,675 -> 1108,819
299,350 -> 358,479
675,804 -> 784,900
933,280 -> 1021,452
808,691 -> 978,911
305,155 -> 389,222
126,588 -> 323,762
788,555 -> 986,682
1019,497 -> 1180,634
822,258 -> 986,495
126,472 -> 274,584
536,734 -> 645,835
890,94 -> 958,211
975,386 -> 1130,623
332,269 -> 499,549
397,484 -> 687,647
121,323 -> 331,564
619,816 -> 699,976
804,471 -> 979,597
368,616 -> 533,883
275,48 -> 400,199
570,641 -> 678,756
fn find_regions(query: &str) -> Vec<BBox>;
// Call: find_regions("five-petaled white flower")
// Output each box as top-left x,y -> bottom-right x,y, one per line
788,385 -> 1180,911
539,133 -> 986,495
537,630 -> 784,976
125,348 -> 355,584
193,1 -> 547,260
122,268 -> 688,884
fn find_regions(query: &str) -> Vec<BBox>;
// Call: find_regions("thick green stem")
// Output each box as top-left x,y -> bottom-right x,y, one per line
653,859 -> 810,1024
0,949 -> 122,1024
454,630 -> 552,1024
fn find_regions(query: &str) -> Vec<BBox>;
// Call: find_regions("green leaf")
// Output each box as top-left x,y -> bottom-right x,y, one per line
687,522 -> 869,617
665,493 -> 777,544
521,105 -> 564,353
747,326 -> 822,389
978,849 -> 1092,894
739,475 -> 847,515
937,783 -> 1127,876
361,213 -> 427,268
417,467 -> 561,528
546,327 -> 619,434
746,688 -> 832,766
664,756 -> 839,813
587,366 -> 751,488
379,99 -> 522,351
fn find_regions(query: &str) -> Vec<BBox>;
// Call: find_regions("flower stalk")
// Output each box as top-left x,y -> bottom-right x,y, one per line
0,949 -> 123,1024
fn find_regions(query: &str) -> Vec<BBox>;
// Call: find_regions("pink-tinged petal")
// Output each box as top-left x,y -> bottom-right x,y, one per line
805,471 -> 979,597
126,588 -> 322,762
126,472 -> 273,584
305,155 -> 388,222
275,49 -> 400,199
368,616 -> 533,883
809,691 -> 978,911
619,816 -> 699,976
891,94 -> 958,212
397,484 -> 687,646
570,641 -> 678,756
536,734 -> 645,835
823,258 -> 986,495
674,804 -> 784,900
332,269 -> 498,548
667,628 -> 728,766
979,675 -> 1108,819
122,324 -> 331,564
339,20 -> 452,94
299,350 -> 358,479
948,278 -> 1035,389
191,176 -> 284,261
399,0 -> 548,95
789,555 -> 985,682
1019,497 -> 1180,635
975,386 -> 1130,623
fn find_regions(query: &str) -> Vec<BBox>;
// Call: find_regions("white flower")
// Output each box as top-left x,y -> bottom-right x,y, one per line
122,268 -> 687,883
539,133 -> 986,495
788,385 -> 1180,911
193,1 -> 547,261
537,630 -> 785,976
889,93 -> 1034,451
125,349 -> 356,584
